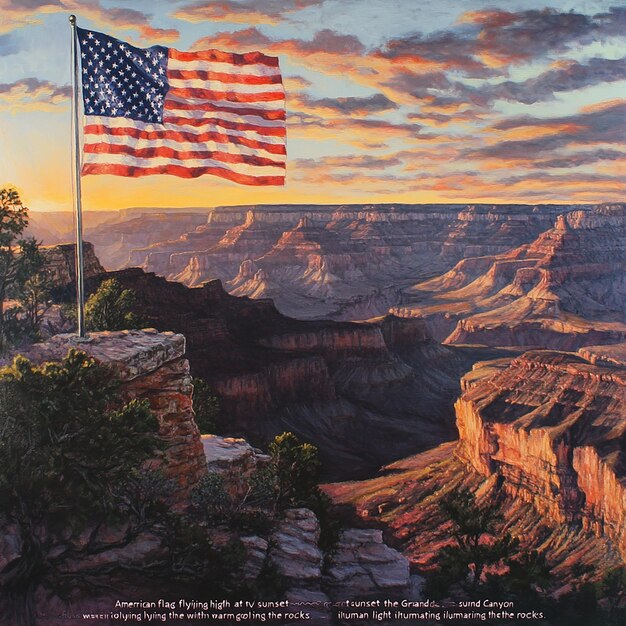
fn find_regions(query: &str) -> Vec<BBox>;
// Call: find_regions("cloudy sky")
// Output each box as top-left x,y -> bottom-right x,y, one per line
1,0 -> 625,210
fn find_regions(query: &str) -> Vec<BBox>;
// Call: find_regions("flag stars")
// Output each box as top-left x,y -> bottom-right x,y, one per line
78,28 -> 168,123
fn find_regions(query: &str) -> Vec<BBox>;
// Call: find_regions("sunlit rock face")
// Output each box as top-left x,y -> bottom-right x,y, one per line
397,204 -> 626,349
19,329 -> 208,501
325,346 -> 626,578
456,348 -> 626,558
86,203 -> 578,320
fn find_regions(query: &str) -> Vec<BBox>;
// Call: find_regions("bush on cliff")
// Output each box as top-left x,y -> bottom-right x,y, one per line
427,487 -> 518,598
264,431 -> 321,508
0,349 -> 162,623
85,278 -> 141,331
0,187 -> 49,350
191,431 -> 339,550
251,432 -> 340,550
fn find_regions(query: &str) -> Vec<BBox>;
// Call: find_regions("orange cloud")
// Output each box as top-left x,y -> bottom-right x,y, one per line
580,98 -> 626,114
173,0 -> 322,26
493,123 -> 586,142
0,0 -> 179,42
0,78 -> 70,111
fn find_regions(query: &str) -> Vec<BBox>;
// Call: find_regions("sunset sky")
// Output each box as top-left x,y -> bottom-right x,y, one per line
1,0 -> 625,211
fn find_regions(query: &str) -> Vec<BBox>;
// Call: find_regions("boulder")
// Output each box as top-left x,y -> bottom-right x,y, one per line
269,508 -> 323,586
325,528 -> 410,599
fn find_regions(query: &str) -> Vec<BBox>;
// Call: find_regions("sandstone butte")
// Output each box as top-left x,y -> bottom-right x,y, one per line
325,342 -> 626,581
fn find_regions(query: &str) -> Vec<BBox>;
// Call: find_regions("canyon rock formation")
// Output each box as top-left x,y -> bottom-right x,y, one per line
396,204 -> 626,349
41,242 -> 104,287
86,203 -> 579,320
326,344 -> 626,578
19,329 -> 207,500
82,267 -> 508,480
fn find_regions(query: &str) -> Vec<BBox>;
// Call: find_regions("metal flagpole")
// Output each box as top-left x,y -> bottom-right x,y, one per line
69,14 -> 86,337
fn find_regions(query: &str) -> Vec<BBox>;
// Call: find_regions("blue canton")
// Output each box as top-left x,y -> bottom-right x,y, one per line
77,27 -> 169,123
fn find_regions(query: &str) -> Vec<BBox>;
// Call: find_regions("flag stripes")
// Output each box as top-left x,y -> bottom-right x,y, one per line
82,163 -> 285,185
83,122 -> 287,154
80,32 -> 286,185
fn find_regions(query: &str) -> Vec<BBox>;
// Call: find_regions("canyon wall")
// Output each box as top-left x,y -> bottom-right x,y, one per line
86,212 -> 208,269
42,242 -> 104,286
396,204 -> 626,349
79,268 -> 494,480
326,345 -> 626,577
85,203 -> 579,320
456,348 -> 626,558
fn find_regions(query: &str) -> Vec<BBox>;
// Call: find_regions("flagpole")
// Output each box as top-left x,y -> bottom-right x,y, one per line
69,14 -> 86,337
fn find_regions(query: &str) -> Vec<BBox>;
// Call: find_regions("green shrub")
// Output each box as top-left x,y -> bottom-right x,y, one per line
0,349 -> 162,620
85,278 -> 141,331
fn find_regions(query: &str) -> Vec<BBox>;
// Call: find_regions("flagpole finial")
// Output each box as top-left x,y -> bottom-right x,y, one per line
69,14 -> 76,25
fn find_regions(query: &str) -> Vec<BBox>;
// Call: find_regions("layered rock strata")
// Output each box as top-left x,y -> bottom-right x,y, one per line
86,212 -> 207,269
397,204 -> 626,349
456,349 -> 626,558
325,348 -> 626,578
41,242 -> 104,287
86,203 -> 579,320
85,269 -> 506,480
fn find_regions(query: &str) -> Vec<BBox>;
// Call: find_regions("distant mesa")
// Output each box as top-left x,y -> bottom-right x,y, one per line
78,202 -> 600,323
33,202 -> 625,352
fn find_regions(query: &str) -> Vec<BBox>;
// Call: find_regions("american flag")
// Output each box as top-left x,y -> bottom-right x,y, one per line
77,28 -> 286,186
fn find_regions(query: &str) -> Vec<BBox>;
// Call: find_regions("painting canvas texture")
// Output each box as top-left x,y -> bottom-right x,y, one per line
0,1 -> 625,624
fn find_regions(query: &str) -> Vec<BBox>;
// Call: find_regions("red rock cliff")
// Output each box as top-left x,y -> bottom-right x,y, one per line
456,349 -> 626,558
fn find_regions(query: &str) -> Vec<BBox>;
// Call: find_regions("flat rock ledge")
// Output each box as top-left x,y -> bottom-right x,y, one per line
14,329 -> 185,381
241,508 -> 413,624
269,508 -> 323,585
202,434 -> 269,473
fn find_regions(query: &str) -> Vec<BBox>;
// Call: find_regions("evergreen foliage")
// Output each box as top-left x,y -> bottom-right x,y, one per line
85,278 -> 140,331
0,349 -> 161,623
427,487 -> 518,598
0,187 -> 47,349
